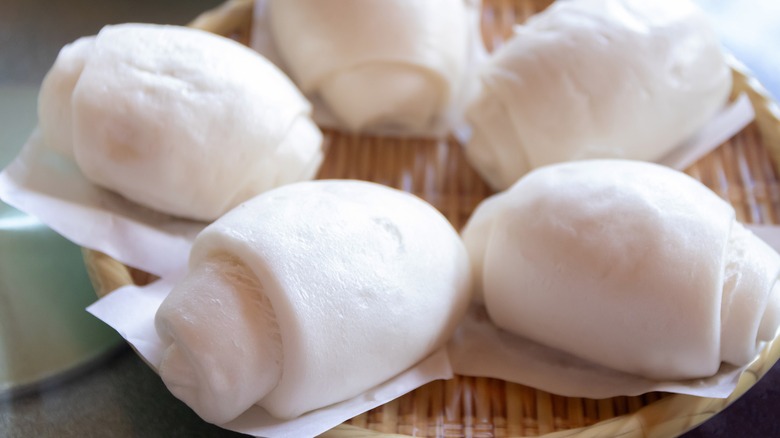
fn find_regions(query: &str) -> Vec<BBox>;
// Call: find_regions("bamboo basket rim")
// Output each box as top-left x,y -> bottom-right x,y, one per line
84,0 -> 780,437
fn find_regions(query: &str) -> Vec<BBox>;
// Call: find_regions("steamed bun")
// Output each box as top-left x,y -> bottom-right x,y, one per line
466,0 -> 732,190
462,160 -> 780,380
38,23 -> 323,221
155,180 -> 471,423
268,0 -> 472,133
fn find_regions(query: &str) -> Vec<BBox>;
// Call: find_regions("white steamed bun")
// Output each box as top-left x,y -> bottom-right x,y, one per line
462,160 -> 780,380
155,180 -> 472,423
38,23 -> 323,221
466,0 -> 732,190
268,0 -> 472,133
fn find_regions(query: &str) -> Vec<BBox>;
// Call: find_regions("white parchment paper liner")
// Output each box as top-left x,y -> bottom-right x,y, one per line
87,277 -> 453,438
449,306 -> 751,399
249,0 -> 488,138
0,130 -> 203,278
452,92 -> 756,172
448,225 -> 780,400
0,91 -> 754,280
657,92 -> 756,170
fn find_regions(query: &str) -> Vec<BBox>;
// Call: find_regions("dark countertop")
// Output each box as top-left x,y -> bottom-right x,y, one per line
2,344 -> 779,437
0,1 -> 778,437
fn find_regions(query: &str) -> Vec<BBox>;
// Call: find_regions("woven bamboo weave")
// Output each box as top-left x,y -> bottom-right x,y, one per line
84,0 -> 780,436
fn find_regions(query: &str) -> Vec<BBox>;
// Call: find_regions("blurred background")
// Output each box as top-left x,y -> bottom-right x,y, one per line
0,0 -> 777,437
694,0 -> 779,100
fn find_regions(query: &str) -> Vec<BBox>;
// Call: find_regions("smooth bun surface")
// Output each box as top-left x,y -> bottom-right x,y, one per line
156,180 -> 472,423
269,0 -> 470,133
38,23 -> 323,221
462,160 -> 780,380
466,0 -> 732,190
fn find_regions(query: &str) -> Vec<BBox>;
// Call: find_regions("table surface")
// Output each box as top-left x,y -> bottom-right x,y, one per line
0,1 -> 778,437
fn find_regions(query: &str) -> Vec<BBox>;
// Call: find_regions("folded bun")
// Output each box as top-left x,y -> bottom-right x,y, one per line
466,0 -> 732,190
462,160 -> 780,380
38,23 -> 323,221
268,0 -> 471,133
155,180 -> 471,423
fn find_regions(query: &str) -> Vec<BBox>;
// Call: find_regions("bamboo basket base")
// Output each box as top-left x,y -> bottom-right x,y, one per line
84,0 -> 780,436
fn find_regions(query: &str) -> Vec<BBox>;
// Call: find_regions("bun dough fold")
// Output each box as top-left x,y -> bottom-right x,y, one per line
462,160 -> 780,381
466,0 -> 732,190
155,180 -> 471,423
38,23 -> 323,221
268,0 -> 470,133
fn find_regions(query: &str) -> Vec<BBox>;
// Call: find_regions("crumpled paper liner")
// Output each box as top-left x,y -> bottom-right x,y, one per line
0,92 -> 755,281
86,277 -> 453,438
657,92 -> 756,170
448,305 -> 762,400
0,130 -> 202,278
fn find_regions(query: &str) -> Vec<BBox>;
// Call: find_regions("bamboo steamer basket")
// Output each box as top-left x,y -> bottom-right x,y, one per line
84,0 -> 780,436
